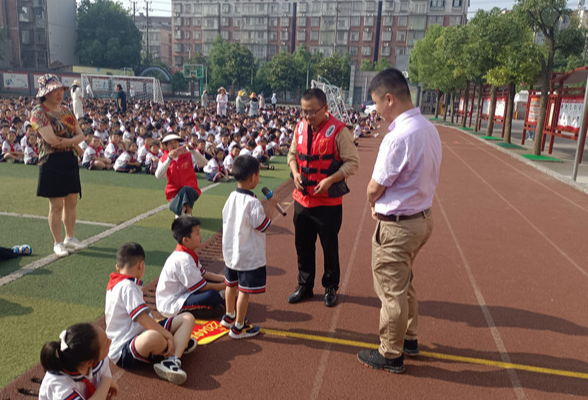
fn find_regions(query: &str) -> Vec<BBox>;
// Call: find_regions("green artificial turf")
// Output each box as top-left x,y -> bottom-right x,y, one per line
521,154 -> 563,162
0,156 -> 291,389
496,142 -> 525,150
480,135 -> 503,141
460,127 -> 473,131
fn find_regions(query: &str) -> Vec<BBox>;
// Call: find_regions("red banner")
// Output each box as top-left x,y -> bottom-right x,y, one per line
191,320 -> 229,345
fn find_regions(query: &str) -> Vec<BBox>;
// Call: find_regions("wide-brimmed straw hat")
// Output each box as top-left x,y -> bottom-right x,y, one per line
218,87 -> 226,93
36,74 -> 68,98
72,80 -> 81,86
162,133 -> 183,143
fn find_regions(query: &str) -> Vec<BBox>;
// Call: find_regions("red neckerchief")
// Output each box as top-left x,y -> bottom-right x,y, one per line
30,144 -> 39,155
129,152 -> 136,163
175,243 -> 199,264
8,142 -> 17,152
107,272 -> 142,290
63,367 -> 97,398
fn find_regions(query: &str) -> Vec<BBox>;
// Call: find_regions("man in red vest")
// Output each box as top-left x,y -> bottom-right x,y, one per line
287,88 -> 359,307
156,134 -> 202,217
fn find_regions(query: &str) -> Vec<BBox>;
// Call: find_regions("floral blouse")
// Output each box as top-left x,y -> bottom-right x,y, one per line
30,104 -> 77,165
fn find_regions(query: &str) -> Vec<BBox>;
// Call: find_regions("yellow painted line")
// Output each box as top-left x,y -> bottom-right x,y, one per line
260,328 -> 588,380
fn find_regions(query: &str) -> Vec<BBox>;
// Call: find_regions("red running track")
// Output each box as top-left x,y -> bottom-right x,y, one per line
3,124 -> 587,399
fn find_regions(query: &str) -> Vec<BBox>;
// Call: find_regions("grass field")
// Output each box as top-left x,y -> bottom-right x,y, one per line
0,157 -> 290,389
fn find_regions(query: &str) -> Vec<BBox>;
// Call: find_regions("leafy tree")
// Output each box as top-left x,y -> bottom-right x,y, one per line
360,60 -> 374,71
293,46 -> 313,90
374,58 -> 393,71
207,36 -> 231,92
514,0 -> 585,155
314,52 -> 351,89
76,0 -> 142,69
226,42 -> 255,90
266,51 -> 299,97
171,71 -> 189,93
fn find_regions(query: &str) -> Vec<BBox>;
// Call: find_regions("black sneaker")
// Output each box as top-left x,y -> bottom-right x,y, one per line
403,339 -> 419,356
220,314 -> 249,329
183,338 -> 197,355
357,349 -> 405,374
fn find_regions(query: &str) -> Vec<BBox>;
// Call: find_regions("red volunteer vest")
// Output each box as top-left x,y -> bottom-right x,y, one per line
163,151 -> 201,201
293,114 -> 346,208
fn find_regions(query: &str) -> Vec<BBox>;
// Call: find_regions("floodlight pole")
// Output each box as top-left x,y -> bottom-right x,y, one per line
572,73 -> 588,181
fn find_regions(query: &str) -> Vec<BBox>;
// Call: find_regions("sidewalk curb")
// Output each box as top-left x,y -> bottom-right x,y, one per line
439,124 -> 588,196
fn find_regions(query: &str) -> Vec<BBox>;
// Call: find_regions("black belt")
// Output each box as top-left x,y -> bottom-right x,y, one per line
376,208 -> 430,222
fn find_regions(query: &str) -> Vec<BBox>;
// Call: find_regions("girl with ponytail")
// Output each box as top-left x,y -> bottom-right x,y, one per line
39,323 -> 118,400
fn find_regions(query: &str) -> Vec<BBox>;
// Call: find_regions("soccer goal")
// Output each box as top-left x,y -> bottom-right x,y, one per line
81,74 -> 164,104
311,78 -> 351,126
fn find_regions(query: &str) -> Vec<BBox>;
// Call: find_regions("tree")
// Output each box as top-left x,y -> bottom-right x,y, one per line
226,42 -> 255,89
76,0 -> 142,69
171,71 -> 189,93
360,60 -> 374,71
514,0 -> 585,155
315,52 -> 351,89
266,51 -> 299,97
374,58 -> 393,71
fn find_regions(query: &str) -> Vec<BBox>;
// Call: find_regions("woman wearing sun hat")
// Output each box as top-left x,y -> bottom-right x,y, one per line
155,133 -> 202,217
236,90 -> 246,115
70,79 -> 83,119
216,87 -> 228,116
30,74 -> 85,258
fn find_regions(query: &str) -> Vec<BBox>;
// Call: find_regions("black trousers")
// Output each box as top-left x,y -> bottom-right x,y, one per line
293,201 -> 343,290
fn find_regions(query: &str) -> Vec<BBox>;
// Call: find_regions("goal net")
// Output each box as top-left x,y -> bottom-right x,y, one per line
311,78 -> 351,126
81,74 -> 164,104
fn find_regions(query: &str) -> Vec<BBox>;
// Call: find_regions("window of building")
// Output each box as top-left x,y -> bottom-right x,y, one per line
363,31 -> 373,41
397,30 -> 406,41
174,43 -> 183,52
194,30 -> 202,40
20,29 -> 32,44
337,31 -> 348,44
298,17 -> 307,27
257,3 -> 267,13
396,47 -> 405,56
282,2 -> 290,12
221,31 -> 229,40
233,31 -> 240,40
452,0 -> 463,7
320,31 -> 334,45
399,1 -> 409,11
362,46 -> 372,56
269,31 -> 278,41
203,30 -> 217,41
381,46 -> 391,56
365,16 -> 374,26
353,1 -> 363,11
234,18 -> 241,27
430,0 -> 445,8
311,17 -> 320,27
184,4 -> 192,14
281,30 -> 289,40
398,16 -> 408,27
322,2 -> 337,12
337,17 -> 349,29
428,16 -> 444,25
382,31 -> 392,41
281,17 -> 290,27
350,16 -> 360,27
193,4 -> 202,14
172,3 -> 182,12
410,2 -> 428,13
299,2 -> 308,13
365,1 -> 376,11
174,30 -> 182,39
36,31 -> 45,43
173,17 -> 182,26
385,1 -> 395,10
310,30 -> 319,41
269,45 -> 278,55
407,30 -> 425,46
221,17 -> 229,27
311,2 -> 321,13
297,31 -> 306,41
203,4 -> 217,15
234,4 -> 240,13
349,46 -> 358,56
350,31 -> 359,42
184,18 -> 191,27
174,56 -> 183,66
449,15 -> 462,25
322,17 -> 335,30
185,31 -> 190,39
193,17 -> 201,26
270,18 -> 278,27
409,16 -> 426,30
194,44 -> 202,53
221,4 -> 230,13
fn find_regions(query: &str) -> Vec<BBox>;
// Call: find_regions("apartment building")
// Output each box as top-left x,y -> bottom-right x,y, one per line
0,0 -> 77,70
171,0 -> 468,69
135,15 -> 173,65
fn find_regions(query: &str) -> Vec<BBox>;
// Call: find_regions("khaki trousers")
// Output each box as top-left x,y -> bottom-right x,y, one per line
371,213 -> 433,359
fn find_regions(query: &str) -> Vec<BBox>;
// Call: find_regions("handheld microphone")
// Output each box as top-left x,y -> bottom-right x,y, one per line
262,187 -> 287,216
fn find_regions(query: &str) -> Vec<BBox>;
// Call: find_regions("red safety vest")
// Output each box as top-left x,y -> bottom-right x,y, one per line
293,114 -> 346,208
162,151 -> 201,201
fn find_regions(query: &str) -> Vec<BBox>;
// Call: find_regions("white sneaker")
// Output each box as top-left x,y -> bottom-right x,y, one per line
153,358 -> 187,385
53,243 -> 69,258
64,237 -> 84,251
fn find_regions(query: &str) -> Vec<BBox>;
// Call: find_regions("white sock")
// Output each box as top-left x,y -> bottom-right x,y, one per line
227,311 -> 236,319
235,321 -> 244,329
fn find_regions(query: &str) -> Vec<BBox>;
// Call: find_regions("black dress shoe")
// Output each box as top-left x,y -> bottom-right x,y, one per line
324,287 -> 337,307
287,286 -> 314,304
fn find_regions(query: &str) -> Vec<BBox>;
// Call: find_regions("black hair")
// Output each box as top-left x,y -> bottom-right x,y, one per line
171,216 -> 201,244
40,323 -> 99,374
368,68 -> 411,101
301,88 -> 327,106
247,139 -> 256,148
116,242 -> 145,268
232,154 -> 260,182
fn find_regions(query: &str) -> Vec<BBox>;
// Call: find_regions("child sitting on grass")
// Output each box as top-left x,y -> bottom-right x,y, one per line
203,146 -> 230,182
24,132 -> 39,165
82,135 -> 112,170
39,323 -> 118,400
156,216 -> 226,320
114,141 -> 142,174
105,242 -> 196,385
221,155 -> 279,338
145,140 -> 162,175
1,130 -> 24,163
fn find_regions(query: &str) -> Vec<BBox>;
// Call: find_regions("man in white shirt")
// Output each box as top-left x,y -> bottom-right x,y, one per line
358,68 -> 442,374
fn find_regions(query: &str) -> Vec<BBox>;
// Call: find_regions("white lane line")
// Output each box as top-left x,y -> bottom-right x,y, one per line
444,144 -> 588,279
435,192 -> 527,400
0,211 -> 116,227
310,200 -> 369,400
0,183 -> 220,288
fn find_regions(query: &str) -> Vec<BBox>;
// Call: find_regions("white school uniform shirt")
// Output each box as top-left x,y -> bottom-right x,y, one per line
223,153 -> 235,171
137,144 -> 149,163
24,144 -> 39,164
136,135 -> 145,148
203,157 -> 220,174
123,130 -> 134,142
113,151 -> 135,171
39,358 -> 111,400
239,147 -> 252,157
105,275 -> 149,363
252,144 -> 266,159
222,188 -> 271,271
104,142 -> 122,160
82,146 -> 98,164
79,140 -> 89,152
2,141 -> 22,154
145,150 -> 161,169
20,135 -> 28,148
156,247 -> 208,318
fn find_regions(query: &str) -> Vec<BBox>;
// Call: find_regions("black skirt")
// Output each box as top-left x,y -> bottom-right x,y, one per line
37,151 -> 82,198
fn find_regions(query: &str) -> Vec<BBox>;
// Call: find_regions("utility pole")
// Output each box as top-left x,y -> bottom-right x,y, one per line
333,1 -> 339,54
144,0 -> 152,59
131,0 -> 137,22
